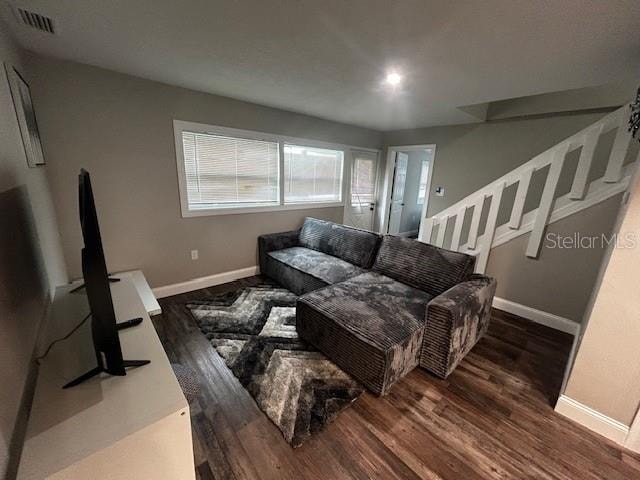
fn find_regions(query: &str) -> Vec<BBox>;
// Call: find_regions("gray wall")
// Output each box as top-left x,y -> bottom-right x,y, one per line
487,79 -> 638,120
382,110 -> 631,323
25,54 -> 382,288
564,174 -> 640,426
485,195 -> 621,321
383,112 -> 615,219
0,26 -> 67,478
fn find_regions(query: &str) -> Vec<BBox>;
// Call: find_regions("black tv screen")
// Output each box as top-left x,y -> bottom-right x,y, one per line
63,169 -> 147,388
78,169 -> 125,375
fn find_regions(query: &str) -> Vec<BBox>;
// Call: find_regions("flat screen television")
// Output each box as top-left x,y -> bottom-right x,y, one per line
63,169 -> 149,389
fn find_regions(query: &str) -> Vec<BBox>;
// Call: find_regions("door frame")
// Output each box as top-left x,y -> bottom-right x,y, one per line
342,149 -> 381,230
379,144 -> 436,235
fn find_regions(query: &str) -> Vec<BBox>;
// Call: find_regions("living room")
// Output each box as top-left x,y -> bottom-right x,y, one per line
2,1 -> 640,479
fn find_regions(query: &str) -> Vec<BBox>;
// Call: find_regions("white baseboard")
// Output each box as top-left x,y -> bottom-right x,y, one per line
492,297 -> 579,335
555,395 -> 629,445
153,266 -> 259,299
624,411 -> 640,453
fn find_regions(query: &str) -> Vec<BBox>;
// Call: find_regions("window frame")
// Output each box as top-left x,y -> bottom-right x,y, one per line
173,120 -> 378,218
283,143 -> 345,205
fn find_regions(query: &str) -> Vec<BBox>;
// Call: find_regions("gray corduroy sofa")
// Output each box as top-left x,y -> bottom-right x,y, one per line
258,217 -> 497,395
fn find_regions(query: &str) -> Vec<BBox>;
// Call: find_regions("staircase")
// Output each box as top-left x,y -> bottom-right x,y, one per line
419,105 -> 638,274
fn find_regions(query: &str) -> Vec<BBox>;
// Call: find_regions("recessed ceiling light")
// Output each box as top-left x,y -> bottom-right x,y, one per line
385,72 -> 403,87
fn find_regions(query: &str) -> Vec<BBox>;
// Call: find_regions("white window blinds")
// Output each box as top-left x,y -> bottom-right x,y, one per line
182,131 -> 279,209
284,144 -> 343,204
351,156 -> 376,206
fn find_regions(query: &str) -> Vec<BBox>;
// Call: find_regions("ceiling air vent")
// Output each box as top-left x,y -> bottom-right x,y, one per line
13,7 -> 56,34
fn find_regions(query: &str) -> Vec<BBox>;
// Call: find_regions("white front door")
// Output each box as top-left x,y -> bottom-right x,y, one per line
387,152 -> 408,234
344,150 -> 379,231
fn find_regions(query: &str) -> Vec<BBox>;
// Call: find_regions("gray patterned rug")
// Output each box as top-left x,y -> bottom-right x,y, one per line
187,285 -> 364,447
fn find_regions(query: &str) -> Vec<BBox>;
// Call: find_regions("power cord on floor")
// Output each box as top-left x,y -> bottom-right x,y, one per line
35,313 -> 92,365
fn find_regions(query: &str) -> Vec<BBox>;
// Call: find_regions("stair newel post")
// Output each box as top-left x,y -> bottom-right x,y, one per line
420,217 -> 435,243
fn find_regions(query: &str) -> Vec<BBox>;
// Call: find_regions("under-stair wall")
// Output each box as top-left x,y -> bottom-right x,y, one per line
484,195 -> 622,324
382,107 -> 638,327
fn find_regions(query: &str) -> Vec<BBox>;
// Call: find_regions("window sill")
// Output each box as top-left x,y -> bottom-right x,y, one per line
181,202 -> 345,218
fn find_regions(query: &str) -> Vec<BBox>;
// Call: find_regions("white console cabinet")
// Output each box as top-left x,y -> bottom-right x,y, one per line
18,272 -> 195,480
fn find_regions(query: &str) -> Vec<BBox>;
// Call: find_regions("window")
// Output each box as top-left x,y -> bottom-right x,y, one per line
417,159 -> 429,204
284,145 -> 344,204
174,121 -> 358,216
351,156 -> 375,206
181,131 -> 279,210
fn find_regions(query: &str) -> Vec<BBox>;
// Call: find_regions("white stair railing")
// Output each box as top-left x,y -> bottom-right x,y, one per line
419,105 -> 636,273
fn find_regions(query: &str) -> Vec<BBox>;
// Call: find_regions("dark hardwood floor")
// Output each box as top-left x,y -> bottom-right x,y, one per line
153,276 -> 640,480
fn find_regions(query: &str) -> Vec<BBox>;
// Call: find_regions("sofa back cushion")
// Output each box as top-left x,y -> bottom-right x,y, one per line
373,235 -> 475,297
298,217 -> 381,268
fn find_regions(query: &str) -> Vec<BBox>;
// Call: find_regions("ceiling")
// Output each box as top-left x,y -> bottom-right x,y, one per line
2,0 -> 639,131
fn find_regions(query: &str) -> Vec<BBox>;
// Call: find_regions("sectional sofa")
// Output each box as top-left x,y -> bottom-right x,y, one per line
258,217 -> 497,395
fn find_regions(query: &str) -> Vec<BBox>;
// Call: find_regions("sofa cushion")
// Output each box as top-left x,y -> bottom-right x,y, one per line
267,246 -> 364,285
296,272 -> 432,395
373,235 -> 475,298
299,272 -> 432,347
298,217 -> 381,268
261,253 -> 328,296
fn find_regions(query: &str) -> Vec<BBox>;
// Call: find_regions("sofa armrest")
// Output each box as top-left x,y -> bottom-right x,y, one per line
258,229 -> 300,272
420,274 -> 497,378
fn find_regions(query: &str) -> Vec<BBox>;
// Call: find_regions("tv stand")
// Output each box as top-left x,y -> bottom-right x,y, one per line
19,272 -> 194,480
69,275 -> 121,294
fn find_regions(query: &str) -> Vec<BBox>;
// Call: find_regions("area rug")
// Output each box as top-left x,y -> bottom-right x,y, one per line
187,284 -> 364,447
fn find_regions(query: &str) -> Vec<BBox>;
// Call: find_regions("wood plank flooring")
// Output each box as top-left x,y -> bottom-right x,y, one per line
153,276 -> 640,480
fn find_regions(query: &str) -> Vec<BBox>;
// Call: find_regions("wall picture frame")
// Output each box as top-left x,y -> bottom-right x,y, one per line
5,63 -> 46,167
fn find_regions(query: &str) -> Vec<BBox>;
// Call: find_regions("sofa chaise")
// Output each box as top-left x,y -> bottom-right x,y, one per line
258,217 -> 497,395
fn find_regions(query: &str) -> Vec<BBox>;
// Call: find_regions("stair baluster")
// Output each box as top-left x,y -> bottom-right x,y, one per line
416,104 -> 636,274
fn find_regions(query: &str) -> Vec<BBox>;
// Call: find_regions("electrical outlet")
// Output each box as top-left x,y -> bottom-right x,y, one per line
191,249 -> 199,260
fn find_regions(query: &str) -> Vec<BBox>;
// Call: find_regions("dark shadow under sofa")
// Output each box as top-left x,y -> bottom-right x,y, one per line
258,217 -> 497,396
